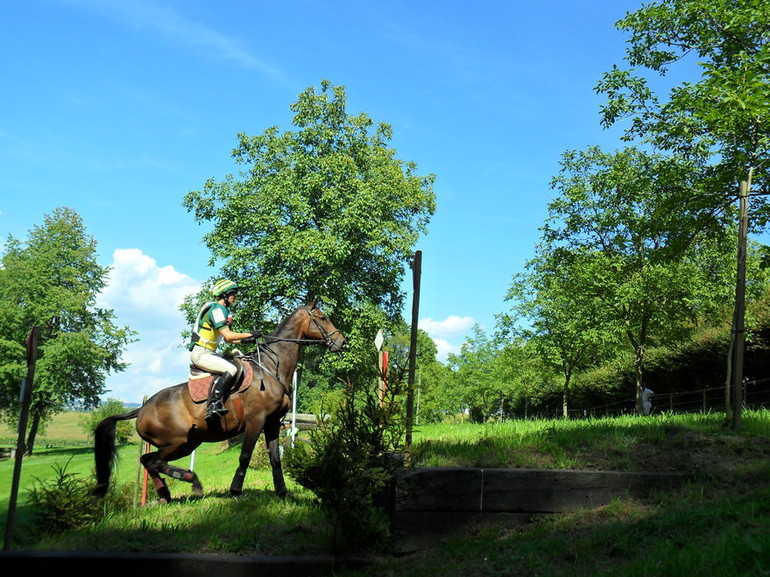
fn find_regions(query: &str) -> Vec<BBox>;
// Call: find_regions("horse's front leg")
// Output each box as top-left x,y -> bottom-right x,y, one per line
264,414 -> 287,498
229,421 -> 263,497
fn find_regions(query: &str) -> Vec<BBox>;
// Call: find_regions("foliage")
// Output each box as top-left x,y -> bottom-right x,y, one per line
79,398 -> 135,445
0,208 -> 135,453
596,0 -> 770,211
522,147 -> 735,411
285,378 -> 405,552
504,243 -> 620,417
26,460 -> 131,535
443,326 -> 533,422
377,322 -> 457,425
182,79 -> 436,384
406,358 -> 455,425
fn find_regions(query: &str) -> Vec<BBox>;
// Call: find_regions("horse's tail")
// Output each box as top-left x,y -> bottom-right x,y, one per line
93,408 -> 140,497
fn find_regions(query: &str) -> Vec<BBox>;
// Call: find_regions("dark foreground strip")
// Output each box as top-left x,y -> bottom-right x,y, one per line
0,551 -> 369,577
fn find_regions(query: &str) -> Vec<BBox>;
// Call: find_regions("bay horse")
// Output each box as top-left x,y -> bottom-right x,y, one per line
93,300 -> 345,503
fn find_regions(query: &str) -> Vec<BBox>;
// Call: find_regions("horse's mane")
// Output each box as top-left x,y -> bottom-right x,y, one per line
270,302 -> 314,337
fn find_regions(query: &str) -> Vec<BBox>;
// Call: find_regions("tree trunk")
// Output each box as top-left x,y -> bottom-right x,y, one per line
562,372 -> 571,418
634,344 -> 645,414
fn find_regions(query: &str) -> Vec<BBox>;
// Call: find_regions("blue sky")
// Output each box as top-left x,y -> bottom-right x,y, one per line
3,0 -> 651,403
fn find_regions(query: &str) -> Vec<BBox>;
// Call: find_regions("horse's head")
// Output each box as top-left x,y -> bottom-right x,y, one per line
304,301 -> 346,352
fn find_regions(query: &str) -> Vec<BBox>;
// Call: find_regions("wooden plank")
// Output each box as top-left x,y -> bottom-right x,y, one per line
394,468 -> 484,511
481,469 -> 687,513
393,468 -> 688,513
389,467 -> 689,552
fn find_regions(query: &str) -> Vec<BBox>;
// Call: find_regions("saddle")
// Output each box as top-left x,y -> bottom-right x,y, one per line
187,356 -> 254,403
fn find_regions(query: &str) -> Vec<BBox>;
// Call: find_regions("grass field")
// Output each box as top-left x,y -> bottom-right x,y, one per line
2,410 -> 770,576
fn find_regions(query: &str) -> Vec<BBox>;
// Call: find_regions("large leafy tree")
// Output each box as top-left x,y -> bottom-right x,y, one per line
183,80 -> 436,381
0,208 -> 134,453
596,0 -> 770,424
539,146 -> 735,412
505,248 -> 618,417
597,0 -> 769,196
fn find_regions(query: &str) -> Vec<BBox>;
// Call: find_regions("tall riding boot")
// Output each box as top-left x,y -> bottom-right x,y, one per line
206,373 -> 234,420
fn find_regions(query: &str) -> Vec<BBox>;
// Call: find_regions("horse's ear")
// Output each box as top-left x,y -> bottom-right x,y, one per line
305,296 -> 319,309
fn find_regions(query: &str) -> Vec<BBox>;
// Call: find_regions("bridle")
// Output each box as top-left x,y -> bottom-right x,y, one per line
260,304 -> 342,349
244,304 -> 342,394
304,304 -> 343,349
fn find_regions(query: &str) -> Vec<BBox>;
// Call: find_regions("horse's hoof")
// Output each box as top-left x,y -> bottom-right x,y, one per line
147,498 -> 169,506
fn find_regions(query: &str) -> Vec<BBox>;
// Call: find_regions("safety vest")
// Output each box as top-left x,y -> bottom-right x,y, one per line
188,301 -> 232,351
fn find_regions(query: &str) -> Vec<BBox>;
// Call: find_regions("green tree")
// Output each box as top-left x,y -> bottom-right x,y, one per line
541,147 -> 735,412
504,248 -> 618,418
379,324 -> 456,425
182,80 -> 436,382
597,0 -> 769,198
447,325 -> 515,423
0,208 -> 134,454
382,325 -> 437,388
79,398 -> 135,445
596,0 -> 770,424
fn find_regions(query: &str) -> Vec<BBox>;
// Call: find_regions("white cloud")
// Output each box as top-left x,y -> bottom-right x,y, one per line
98,248 -> 198,323
431,338 -> 461,362
419,315 -> 476,339
65,0 -> 286,81
97,248 -> 200,404
419,315 -> 476,362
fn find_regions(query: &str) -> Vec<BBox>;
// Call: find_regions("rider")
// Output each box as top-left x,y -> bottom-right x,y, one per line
188,279 -> 259,420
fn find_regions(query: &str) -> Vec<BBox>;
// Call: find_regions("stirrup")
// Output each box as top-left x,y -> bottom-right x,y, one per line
205,399 -> 229,420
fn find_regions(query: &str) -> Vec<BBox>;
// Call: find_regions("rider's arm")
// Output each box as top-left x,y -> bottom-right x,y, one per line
218,326 -> 254,343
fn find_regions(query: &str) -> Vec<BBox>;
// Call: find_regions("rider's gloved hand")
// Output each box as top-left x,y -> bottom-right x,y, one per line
240,331 -> 261,344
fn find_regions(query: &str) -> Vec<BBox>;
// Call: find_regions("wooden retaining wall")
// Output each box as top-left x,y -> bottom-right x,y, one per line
390,467 -> 689,551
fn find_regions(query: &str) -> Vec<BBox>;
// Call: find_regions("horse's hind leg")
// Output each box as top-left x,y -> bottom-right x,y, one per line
141,452 -> 172,503
141,452 -> 204,502
158,463 -> 204,497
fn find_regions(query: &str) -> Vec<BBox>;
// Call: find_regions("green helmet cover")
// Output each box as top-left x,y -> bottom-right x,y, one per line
212,279 -> 239,298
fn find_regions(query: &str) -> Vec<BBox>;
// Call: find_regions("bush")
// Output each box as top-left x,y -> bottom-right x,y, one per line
285,379 -> 404,552
27,459 -> 133,535
79,398 -> 135,444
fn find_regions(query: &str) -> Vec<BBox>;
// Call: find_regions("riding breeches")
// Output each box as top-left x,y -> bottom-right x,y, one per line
190,345 -> 237,377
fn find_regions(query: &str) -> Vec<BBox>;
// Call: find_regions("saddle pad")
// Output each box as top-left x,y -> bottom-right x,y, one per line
187,361 -> 255,403
188,374 -> 215,403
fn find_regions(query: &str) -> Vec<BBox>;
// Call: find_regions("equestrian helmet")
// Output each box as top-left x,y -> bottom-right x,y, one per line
212,279 -> 239,299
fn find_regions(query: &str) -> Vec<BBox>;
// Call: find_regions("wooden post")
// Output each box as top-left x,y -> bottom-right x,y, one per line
380,351 -> 389,407
141,441 -> 150,506
375,329 -> 385,406
404,250 -> 422,465
134,395 -> 148,507
730,172 -> 752,431
3,326 -> 40,550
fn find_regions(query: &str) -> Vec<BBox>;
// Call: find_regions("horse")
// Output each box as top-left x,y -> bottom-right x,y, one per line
93,300 -> 345,503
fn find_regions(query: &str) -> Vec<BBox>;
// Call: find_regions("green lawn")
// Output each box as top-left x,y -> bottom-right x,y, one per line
2,410 -> 770,576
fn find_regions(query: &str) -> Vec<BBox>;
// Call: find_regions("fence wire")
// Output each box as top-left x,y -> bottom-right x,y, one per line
561,378 -> 770,419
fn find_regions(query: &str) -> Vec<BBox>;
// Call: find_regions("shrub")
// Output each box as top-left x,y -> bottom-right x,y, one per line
285,379 -> 404,552
79,398 -> 135,444
27,459 -> 133,535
